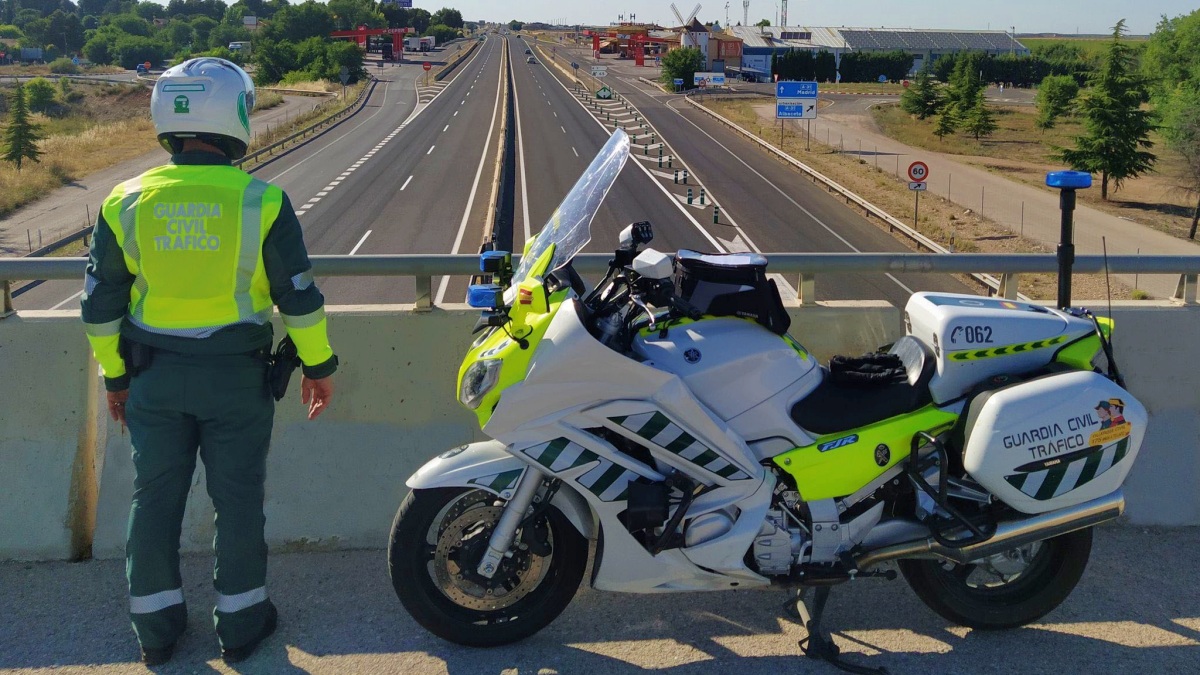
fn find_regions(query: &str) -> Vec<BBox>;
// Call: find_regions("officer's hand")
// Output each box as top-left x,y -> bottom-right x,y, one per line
301,376 -> 334,420
106,389 -> 129,427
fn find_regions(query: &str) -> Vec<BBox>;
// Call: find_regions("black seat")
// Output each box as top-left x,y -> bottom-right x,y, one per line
790,336 -> 937,436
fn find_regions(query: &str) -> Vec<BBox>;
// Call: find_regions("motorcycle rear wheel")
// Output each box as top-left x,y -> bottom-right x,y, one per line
389,487 -> 588,647
898,527 -> 1093,630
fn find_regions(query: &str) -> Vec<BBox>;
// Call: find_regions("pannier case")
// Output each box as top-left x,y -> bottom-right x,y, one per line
961,370 -> 1146,514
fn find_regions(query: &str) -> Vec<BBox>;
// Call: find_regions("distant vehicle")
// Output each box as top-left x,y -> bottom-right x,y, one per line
525,49 -> 532,54
382,43 -> 394,61
228,41 -> 252,56
527,56 -> 536,64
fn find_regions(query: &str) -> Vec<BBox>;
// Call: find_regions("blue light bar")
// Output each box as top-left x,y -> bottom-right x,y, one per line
1046,171 -> 1092,189
480,250 -> 511,273
467,284 -> 503,309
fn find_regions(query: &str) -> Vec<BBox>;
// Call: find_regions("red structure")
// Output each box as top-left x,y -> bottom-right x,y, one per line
331,27 -> 413,57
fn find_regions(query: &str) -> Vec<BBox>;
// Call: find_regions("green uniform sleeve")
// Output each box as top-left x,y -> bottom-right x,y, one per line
80,210 -> 133,391
263,193 -> 337,379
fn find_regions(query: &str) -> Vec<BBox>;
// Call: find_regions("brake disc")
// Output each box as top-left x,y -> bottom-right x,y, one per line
431,505 -> 550,611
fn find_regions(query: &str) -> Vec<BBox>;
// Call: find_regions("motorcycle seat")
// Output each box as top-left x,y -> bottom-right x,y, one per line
790,336 -> 936,436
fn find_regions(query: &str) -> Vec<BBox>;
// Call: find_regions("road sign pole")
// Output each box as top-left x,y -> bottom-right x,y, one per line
807,120 -> 811,151
914,191 -> 920,229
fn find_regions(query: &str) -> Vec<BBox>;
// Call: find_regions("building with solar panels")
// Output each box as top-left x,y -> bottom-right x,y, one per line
727,25 -> 1029,82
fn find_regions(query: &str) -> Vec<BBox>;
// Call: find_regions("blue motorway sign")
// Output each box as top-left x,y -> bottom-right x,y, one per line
777,101 -> 818,119
396,0 -> 413,6
776,81 -> 818,98
673,78 -> 684,86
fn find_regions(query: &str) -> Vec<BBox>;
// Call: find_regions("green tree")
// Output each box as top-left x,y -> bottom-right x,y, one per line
3,84 -> 44,171
0,24 -> 22,38
933,104 -> 959,141
961,89 -> 997,140
900,66 -> 943,119
1159,87 -> 1200,238
162,18 -> 195,52
189,15 -> 217,49
755,19 -> 770,27
660,46 -> 704,87
431,7 -> 462,29
1056,20 -> 1156,200
1034,74 -> 1079,132
113,34 -> 168,69
105,14 -> 152,37
259,0 -> 333,43
425,23 -> 456,42
408,8 -> 430,33
46,9 -> 84,53
24,77 -> 56,113
507,20 -> 522,31
946,51 -> 986,109
328,0 -> 382,31
1142,10 -> 1200,100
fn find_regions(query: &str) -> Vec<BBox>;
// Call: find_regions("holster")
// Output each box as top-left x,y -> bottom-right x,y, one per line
118,337 -> 154,378
268,336 -> 303,402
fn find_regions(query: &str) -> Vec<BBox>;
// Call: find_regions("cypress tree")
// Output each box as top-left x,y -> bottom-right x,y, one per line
3,83 -> 44,172
1056,20 -> 1156,200
933,104 -> 959,141
900,66 -> 944,120
962,90 -> 998,141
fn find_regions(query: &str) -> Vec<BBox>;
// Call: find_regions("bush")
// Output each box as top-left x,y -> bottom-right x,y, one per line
0,24 -> 22,39
48,57 -> 80,74
24,78 -> 58,114
113,35 -> 169,70
838,50 -> 914,83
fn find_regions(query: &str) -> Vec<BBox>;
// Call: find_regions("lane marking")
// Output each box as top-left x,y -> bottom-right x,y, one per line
512,55 -> 532,242
427,145 -> 436,155
349,230 -> 373,255
308,197 -> 321,203
454,110 -> 459,116
401,175 -> 413,190
561,126 -> 566,134
663,98 -> 913,295
572,147 -> 579,157
436,40 -> 506,306
50,290 -> 84,311
443,124 -> 450,132
267,77 -> 393,182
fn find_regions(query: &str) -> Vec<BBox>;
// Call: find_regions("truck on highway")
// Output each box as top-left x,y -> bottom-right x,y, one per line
405,36 -> 421,51
420,36 -> 435,51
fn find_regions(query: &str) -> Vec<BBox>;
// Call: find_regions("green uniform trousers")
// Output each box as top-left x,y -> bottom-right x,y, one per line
124,348 -> 275,651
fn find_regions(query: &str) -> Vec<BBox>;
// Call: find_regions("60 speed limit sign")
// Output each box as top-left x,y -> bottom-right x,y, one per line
908,161 -> 930,183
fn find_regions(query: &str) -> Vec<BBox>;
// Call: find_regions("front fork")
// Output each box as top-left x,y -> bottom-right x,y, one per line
476,467 -> 547,579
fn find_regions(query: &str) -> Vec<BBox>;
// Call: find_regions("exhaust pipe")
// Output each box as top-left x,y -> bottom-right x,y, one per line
854,489 -> 1125,570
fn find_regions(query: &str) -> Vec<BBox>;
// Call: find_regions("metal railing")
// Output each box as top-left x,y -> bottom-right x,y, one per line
4,253 -> 1200,315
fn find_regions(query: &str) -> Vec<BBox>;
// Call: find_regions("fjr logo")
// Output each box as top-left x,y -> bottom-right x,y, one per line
818,434 -> 859,453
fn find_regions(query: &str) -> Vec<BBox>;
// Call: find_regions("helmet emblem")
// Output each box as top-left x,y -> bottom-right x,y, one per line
173,95 -> 190,114
684,348 -> 702,364
237,91 -> 250,134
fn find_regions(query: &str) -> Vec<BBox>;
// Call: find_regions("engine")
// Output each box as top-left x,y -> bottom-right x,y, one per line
753,509 -> 808,576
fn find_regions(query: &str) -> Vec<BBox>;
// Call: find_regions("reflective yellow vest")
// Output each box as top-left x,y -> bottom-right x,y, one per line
101,164 -> 284,337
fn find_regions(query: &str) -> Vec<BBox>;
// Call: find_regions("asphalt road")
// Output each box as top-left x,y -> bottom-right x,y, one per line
1,526 -> 1196,674
525,39 -> 970,305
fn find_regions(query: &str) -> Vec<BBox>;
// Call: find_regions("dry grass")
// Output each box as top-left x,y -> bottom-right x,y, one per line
0,63 -> 126,76
703,98 -> 1136,301
0,118 -> 157,218
240,81 -> 366,163
254,91 -> 285,111
872,103 -> 1084,164
270,79 -> 340,94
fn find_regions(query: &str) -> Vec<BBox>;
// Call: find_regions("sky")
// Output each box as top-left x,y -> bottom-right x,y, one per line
439,0 -> 1192,36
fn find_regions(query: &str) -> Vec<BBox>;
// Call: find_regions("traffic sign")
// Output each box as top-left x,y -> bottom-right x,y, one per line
591,65 -> 608,78
694,72 -> 726,87
339,66 -> 350,85
596,85 -> 613,100
777,81 -> 818,98
908,182 -> 928,191
673,78 -> 684,86
422,62 -> 432,71
907,161 -> 930,183
571,62 -> 578,70
776,80 -> 818,120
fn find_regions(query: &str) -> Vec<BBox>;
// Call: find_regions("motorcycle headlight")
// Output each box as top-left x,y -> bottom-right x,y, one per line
460,359 -> 503,409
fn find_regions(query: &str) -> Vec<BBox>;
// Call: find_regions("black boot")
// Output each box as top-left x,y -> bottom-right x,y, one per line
221,603 -> 278,664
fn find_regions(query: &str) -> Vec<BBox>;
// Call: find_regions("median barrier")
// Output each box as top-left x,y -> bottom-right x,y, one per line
2,299 -> 1199,561
434,39 -> 481,82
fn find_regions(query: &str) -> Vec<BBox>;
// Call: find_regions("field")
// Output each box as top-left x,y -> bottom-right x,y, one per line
1020,36 -> 1148,56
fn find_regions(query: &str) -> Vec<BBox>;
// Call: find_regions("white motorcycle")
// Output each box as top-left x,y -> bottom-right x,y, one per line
388,131 -> 1144,671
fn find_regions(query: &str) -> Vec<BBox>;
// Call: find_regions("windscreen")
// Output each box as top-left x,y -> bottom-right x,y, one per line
511,130 -> 630,284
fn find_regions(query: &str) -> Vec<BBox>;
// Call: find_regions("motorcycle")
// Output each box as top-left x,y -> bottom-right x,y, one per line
388,130 -> 1145,670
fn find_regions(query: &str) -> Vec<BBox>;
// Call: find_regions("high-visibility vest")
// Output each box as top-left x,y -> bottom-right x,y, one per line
102,164 -> 284,337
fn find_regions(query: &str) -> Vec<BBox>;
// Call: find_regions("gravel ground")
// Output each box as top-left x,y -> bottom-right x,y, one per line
1,525 -> 1197,674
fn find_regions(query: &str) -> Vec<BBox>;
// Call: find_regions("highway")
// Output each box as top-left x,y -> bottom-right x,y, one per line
16,33 -> 971,311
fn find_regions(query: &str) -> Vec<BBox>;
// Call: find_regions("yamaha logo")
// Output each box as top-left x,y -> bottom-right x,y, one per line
684,348 -> 702,364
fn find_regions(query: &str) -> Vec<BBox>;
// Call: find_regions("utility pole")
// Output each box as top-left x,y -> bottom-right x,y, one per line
743,0 -> 750,27
725,2 -> 730,27
780,0 -> 787,27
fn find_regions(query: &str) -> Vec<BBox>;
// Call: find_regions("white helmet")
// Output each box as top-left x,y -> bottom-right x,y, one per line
151,57 -> 256,160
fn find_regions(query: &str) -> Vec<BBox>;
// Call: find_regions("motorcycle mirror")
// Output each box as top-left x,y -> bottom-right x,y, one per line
618,221 -> 654,249
467,283 -> 504,309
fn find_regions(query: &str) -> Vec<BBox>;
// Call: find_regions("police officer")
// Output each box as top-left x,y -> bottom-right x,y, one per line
80,58 -> 337,666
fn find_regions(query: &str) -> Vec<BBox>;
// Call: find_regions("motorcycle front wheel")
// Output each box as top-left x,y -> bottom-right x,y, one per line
898,527 -> 1093,630
388,487 -> 588,646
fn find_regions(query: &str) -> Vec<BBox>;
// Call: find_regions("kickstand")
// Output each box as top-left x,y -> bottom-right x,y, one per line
790,587 -> 890,675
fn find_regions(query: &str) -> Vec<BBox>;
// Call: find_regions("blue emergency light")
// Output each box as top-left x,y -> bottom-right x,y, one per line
467,284 -> 503,309
1046,171 -> 1092,190
479,250 -> 510,272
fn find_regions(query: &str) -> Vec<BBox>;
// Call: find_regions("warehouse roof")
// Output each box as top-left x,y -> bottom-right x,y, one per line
724,25 -> 1027,53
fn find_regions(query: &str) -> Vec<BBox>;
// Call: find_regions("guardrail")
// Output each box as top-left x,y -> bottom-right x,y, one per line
6,253 -> 1199,315
234,76 -> 377,169
481,38 -> 513,254
434,39 -> 480,82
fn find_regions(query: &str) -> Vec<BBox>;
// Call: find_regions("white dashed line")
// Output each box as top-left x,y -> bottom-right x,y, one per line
572,147 -> 578,157
443,124 -> 449,132
308,197 -> 321,203
349,230 -> 373,256
401,175 -> 413,190
316,191 -> 329,197
427,145 -> 436,155
561,126 -> 566,133
454,111 -> 459,116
